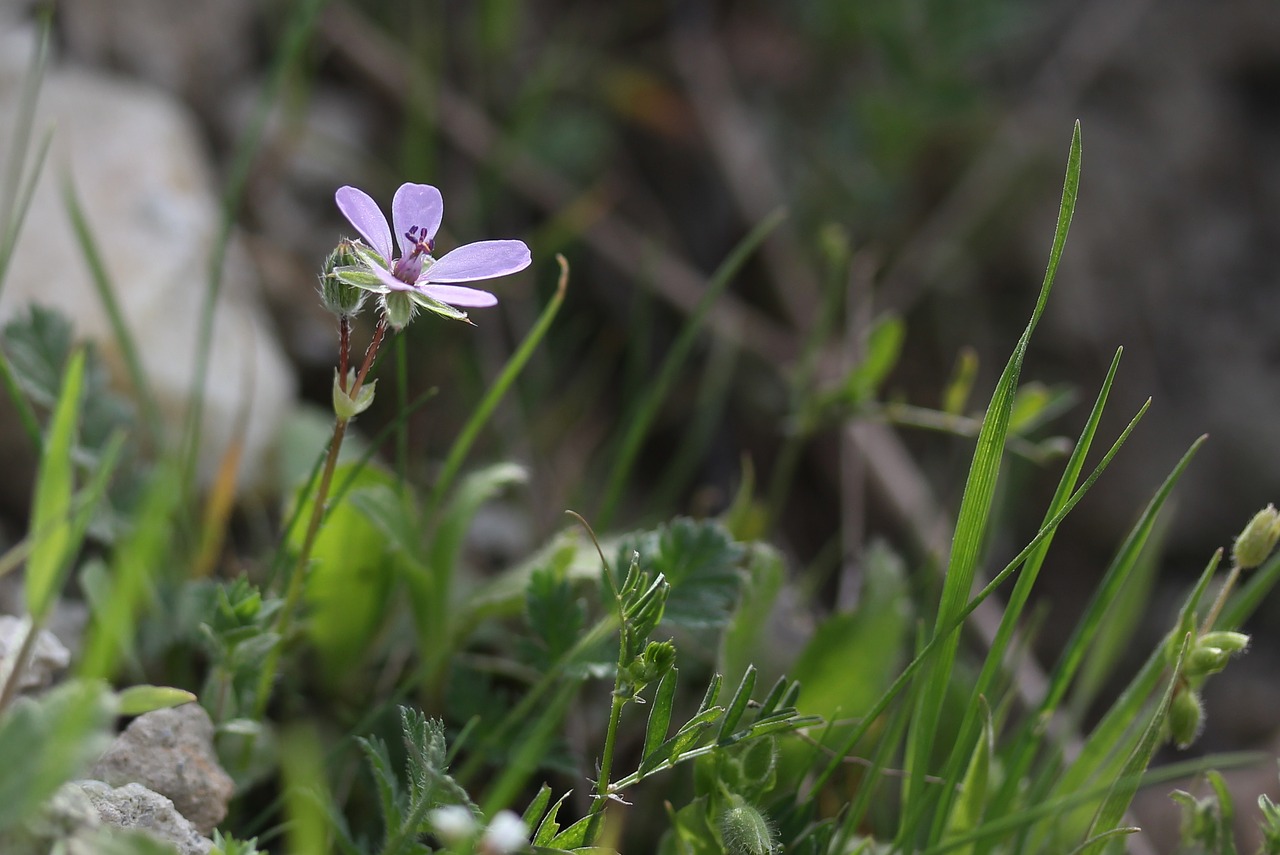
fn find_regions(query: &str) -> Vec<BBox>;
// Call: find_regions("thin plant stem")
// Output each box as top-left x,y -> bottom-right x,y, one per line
338,316 -> 351,392
1199,561 -> 1242,635
396,333 -> 409,484
587,628 -> 631,837
253,314 -> 389,718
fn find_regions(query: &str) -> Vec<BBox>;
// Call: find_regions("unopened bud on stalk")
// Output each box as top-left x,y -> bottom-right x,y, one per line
1232,504 -> 1280,570
320,239 -> 368,318
1168,684 -> 1204,750
382,291 -> 416,332
718,795 -> 779,855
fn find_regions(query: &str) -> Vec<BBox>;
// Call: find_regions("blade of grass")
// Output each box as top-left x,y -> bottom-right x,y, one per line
1079,634 -> 1190,855
24,348 -> 85,621
808,394 -> 1146,801
0,10 -> 51,294
998,435 -> 1206,807
0,344 -> 42,454
60,171 -> 163,439
180,0 -> 327,497
899,121 -> 1082,848
428,255 -> 568,512
925,347 -> 1123,839
78,460 -> 179,679
596,209 -> 786,530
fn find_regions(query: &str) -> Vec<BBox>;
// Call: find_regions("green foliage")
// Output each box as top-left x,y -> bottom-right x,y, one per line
0,680 -> 115,834
613,517 -> 745,630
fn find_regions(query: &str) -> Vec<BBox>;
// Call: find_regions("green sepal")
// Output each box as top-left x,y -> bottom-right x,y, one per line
332,370 -> 376,420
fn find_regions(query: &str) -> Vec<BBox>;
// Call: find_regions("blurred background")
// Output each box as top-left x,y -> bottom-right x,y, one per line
2,0 -> 1280,840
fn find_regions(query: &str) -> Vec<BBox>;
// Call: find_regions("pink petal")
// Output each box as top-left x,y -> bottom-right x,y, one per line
335,186 -> 392,262
371,263 -> 418,292
422,240 -> 531,283
421,284 -> 499,308
392,183 -> 444,257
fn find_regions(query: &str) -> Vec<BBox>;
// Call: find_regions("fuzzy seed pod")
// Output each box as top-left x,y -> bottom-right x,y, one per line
1168,685 -> 1204,750
320,239 -> 369,318
1233,504 -> 1280,570
718,795 -> 779,855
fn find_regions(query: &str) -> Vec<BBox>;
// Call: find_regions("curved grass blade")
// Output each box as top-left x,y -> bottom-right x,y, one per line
899,122 -> 1082,846
25,348 -> 85,620
808,394 -> 1147,799
596,210 -> 785,529
430,256 -> 568,512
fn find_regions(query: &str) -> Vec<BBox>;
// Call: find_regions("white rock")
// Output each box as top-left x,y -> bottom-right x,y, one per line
0,614 -> 70,692
76,780 -> 213,855
0,30 -> 296,491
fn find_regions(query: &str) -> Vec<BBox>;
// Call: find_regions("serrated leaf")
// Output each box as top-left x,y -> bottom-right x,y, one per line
533,789 -> 574,846
526,551 -> 585,666
356,735 -> 403,840
1,303 -> 73,407
115,685 -> 197,716
549,814 -> 593,849
615,518 -> 744,630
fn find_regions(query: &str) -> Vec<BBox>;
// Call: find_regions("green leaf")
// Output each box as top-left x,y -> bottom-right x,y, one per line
533,789 -> 574,846
0,679 -> 116,833
25,347 -> 84,620
295,463 -> 401,676
717,665 -> 756,743
1,303 -> 73,407
356,735 -> 403,843
840,313 -> 905,404
115,685 -> 197,716
616,518 -> 745,629
791,541 -> 910,725
643,667 -> 678,760
525,549 -> 586,667
941,697 -> 993,855
899,121 -> 1082,846
1080,634 -> 1191,854
521,784 -> 554,833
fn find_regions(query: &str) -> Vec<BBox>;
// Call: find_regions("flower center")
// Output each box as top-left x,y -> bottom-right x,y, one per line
391,225 -> 437,283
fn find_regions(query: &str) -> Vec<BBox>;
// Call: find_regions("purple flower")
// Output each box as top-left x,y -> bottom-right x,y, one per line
335,183 -> 530,313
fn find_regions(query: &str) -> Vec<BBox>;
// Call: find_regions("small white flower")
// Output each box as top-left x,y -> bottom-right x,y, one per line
429,804 -> 478,844
480,810 -> 528,854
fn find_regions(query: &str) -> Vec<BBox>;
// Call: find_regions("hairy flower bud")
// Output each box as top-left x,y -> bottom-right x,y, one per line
382,291 -> 416,332
718,795 -> 779,855
1168,685 -> 1204,750
1233,504 -> 1280,570
320,239 -> 369,318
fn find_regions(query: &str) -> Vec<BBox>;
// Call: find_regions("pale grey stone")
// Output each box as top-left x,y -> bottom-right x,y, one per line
89,704 -> 234,836
0,26 -> 296,495
77,780 -> 213,855
0,614 -> 70,692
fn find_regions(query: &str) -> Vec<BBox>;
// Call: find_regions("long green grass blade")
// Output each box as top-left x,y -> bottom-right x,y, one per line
1003,435 -> 1206,805
1079,634 -> 1190,854
78,460 -> 179,679
808,394 -> 1144,800
181,0 -> 326,496
899,121 -> 1082,846
596,209 -> 785,529
1019,547 -> 1224,852
60,172 -> 163,439
429,258 -> 567,511
25,348 -> 86,619
0,11 -> 51,294
927,347 -> 1123,839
